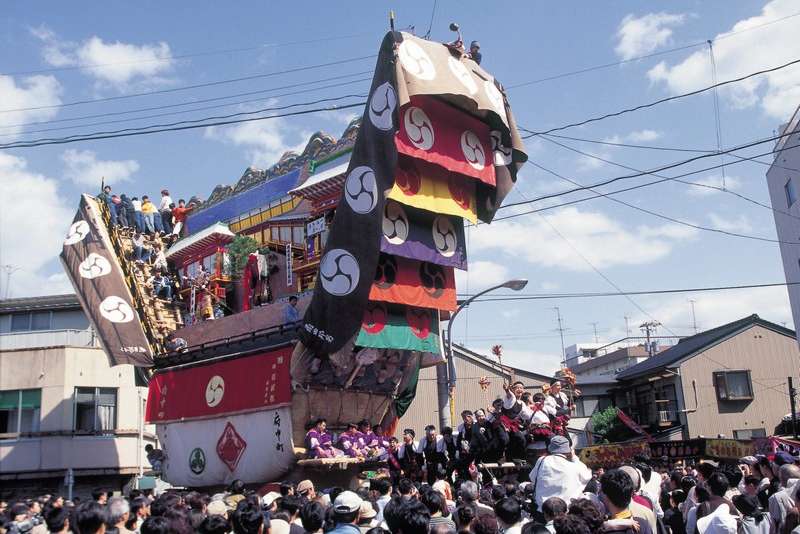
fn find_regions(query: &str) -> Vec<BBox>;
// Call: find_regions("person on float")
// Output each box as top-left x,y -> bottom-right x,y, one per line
337,423 -> 366,459
527,392 -> 554,463
397,428 -> 424,482
305,418 -> 342,459
544,379 -> 571,418
500,380 -> 533,461
416,424 -> 450,485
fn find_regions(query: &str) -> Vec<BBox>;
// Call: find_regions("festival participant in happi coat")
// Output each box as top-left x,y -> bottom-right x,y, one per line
386,436 -> 404,486
545,379 -> 572,417
473,408 -> 498,462
337,423 -> 366,459
397,428 -> 424,482
305,418 -> 342,458
527,392 -> 554,463
416,424 -> 449,485
357,420 -> 388,459
500,380 -> 533,461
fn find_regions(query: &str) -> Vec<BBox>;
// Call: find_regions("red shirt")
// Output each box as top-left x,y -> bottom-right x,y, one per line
172,206 -> 193,223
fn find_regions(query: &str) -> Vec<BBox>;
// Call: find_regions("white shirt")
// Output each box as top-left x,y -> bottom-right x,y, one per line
544,392 -> 569,416
529,453 -> 592,508
132,199 -> 142,211
159,195 -> 173,211
503,391 -> 533,422
769,478 -> 799,528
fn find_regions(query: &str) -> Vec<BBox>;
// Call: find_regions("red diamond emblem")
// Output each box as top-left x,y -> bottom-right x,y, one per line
216,422 -> 247,472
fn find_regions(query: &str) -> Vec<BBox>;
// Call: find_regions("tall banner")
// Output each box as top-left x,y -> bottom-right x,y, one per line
60,194 -> 153,366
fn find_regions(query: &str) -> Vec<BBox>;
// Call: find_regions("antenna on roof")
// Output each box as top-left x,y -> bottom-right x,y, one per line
389,10 -> 395,31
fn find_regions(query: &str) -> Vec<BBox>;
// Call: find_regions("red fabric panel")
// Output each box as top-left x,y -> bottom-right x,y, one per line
396,95 -> 496,186
146,346 -> 292,423
369,254 -> 456,311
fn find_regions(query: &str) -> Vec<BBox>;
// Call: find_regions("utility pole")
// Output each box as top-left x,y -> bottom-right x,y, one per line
2,265 -> 21,299
689,299 -> 698,334
640,321 -> 661,356
790,377 -> 798,439
552,307 -> 566,367
589,322 -> 599,343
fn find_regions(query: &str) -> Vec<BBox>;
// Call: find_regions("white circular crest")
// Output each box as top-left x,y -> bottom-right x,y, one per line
398,40 -> 436,80
368,82 -> 397,131
460,130 -> 486,170
432,216 -> 458,258
447,56 -> 477,94
320,249 -> 360,296
78,253 -> 112,279
383,201 -> 409,245
205,375 -> 225,408
64,220 -> 91,246
490,130 -> 513,166
98,296 -> 135,323
403,107 -> 435,150
344,166 -> 378,214
484,80 -> 506,117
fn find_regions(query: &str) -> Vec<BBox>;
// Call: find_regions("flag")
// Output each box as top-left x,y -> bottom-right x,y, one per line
388,157 -> 477,223
356,302 -> 440,353
369,253 -> 456,311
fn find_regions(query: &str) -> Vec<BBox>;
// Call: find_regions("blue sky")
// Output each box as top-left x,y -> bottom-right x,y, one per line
1,1 -> 799,374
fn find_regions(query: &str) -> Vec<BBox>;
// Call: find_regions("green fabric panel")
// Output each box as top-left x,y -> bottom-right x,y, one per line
0,390 -> 18,410
20,389 -> 41,409
356,304 -> 440,353
394,359 -> 421,418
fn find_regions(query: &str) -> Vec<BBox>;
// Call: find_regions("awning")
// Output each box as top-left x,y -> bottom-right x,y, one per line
289,160 -> 349,201
166,222 -> 235,263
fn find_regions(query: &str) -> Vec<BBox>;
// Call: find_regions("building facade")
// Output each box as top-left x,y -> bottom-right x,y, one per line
0,295 -> 155,499
614,315 -> 800,440
767,105 -> 800,343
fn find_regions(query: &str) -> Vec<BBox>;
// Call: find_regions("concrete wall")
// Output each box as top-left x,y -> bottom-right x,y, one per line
0,346 -> 155,476
767,124 -> 800,342
680,324 -> 800,438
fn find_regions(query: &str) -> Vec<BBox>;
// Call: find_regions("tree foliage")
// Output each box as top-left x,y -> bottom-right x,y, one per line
226,235 -> 259,279
590,406 -> 636,444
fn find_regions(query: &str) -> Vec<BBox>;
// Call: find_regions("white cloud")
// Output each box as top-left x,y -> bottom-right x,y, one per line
627,129 -> 662,142
0,74 -> 62,140
455,260 -> 510,291
647,0 -> 800,119
471,208 -> 697,271
61,149 -> 139,188
204,108 -> 311,167
615,12 -> 687,60
0,153 -> 74,297
643,286 -> 791,334
685,175 -> 742,196
31,26 -> 174,91
708,213 -> 754,233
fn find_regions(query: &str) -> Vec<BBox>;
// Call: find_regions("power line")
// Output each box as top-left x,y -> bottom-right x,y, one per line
0,70 -> 373,131
424,0 -> 438,39
2,32 -> 376,77
521,57 -> 800,136
544,132 -> 717,154
1,78 -> 371,139
506,10 -> 800,89
539,134 -> 800,224
458,281 -> 800,301
0,101 -> 367,149
0,54 -> 377,113
491,140 -> 800,223
504,129 -> 795,208
528,157 -> 795,245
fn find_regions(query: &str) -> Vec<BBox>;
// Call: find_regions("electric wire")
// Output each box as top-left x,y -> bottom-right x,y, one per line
0,101 -> 367,149
1,31 -> 376,77
520,57 -> 800,136
539,134 -> 800,224
0,54 -> 377,113
506,10 -> 800,89
0,70 -> 373,131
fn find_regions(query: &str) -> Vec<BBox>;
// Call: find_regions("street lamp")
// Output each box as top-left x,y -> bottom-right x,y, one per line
439,278 -> 528,428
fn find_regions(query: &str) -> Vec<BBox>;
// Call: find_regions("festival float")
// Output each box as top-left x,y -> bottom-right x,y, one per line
59,27 -> 528,488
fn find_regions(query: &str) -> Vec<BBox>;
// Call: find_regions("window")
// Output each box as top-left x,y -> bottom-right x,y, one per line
279,226 -> 291,243
292,226 -> 304,245
74,387 -> 117,432
733,428 -> 766,439
713,370 -> 754,400
9,312 -> 51,332
787,178 -> 798,207
0,389 -> 41,435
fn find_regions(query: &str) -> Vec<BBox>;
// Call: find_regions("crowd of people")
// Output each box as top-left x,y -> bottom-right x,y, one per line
6,445 -> 800,534
99,185 -> 195,240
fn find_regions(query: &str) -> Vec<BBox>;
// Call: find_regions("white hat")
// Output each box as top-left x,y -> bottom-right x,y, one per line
262,491 -> 281,507
696,503 -> 737,534
333,490 -> 363,514
207,500 -> 228,517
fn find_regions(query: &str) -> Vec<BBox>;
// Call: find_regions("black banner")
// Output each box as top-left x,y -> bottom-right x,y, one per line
649,439 -> 706,460
60,194 -> 153,367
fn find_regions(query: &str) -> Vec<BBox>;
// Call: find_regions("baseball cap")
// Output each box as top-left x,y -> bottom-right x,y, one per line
333,491 -> 363,514
296,480 -> 314,495
547,435 -> 571,454
359,501 -> 377,519
262,491 -> 281,507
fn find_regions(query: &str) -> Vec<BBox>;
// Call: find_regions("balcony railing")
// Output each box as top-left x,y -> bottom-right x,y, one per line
658,410 -> 677,425
0,329 -> 100,351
